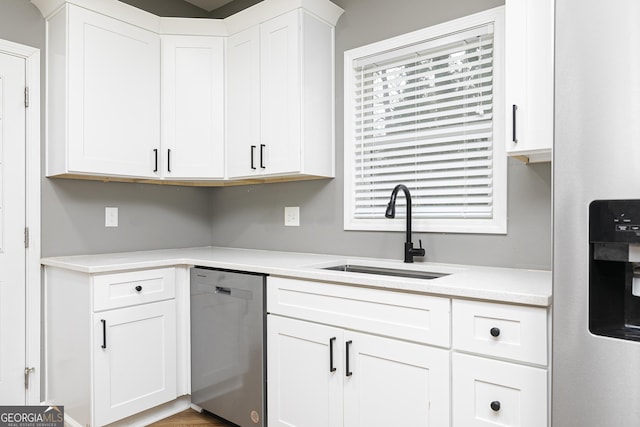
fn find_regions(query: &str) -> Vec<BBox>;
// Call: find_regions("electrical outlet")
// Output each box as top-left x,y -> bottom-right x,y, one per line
105,207 -> 118,227
284,206 -> 300,227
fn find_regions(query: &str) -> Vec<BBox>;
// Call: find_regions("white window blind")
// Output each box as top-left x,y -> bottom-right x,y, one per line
344,8 -> 506,234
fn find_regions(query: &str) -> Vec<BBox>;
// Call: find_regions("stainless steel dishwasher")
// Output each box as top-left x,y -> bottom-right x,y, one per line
190,267 -> 266,427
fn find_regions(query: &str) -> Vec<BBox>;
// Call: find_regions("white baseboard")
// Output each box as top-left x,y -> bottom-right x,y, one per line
58,396 -> 191,427
63,414 -> 83,427
108,396 -> 191,427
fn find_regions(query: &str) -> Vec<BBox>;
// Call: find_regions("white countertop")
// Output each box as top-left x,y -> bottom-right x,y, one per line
41,246 -> 552,307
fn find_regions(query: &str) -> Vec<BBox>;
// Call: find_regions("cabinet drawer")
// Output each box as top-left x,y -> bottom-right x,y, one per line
452,299 -> 547,365
452,353 -> 547,427
93,268 -> 176,311
267,277 -> 451,347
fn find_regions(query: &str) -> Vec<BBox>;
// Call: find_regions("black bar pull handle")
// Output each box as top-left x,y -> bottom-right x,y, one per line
329,337 -> 337,372
512,104 -> 518,143
101,319 -> 107,349
251,145 -> 257,170
215,286 -> 232,295
345,340 -> 353,377
153,148 -> 158,172
167,149 -> 171,173
260,144 -> 266,169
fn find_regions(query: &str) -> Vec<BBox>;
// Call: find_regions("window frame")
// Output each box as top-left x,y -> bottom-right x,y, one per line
343,7 -> 507,234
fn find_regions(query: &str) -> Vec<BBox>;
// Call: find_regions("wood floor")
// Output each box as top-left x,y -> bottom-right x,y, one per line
147,409 -> 234,427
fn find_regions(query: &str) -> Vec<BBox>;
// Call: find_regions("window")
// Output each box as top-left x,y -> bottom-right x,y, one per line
344,7 -> 506,234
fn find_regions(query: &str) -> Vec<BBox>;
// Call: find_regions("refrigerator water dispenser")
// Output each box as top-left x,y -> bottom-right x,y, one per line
589,200 -> 640,341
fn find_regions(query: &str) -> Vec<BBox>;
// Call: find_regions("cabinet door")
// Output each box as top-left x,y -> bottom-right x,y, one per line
267,315 -> 343,427
505,0 -> 554,161
162,35 -> 224,179
343,332 -> 450,427
226,26 -> 261,179
452,353 -> 547,427
93,300 -> 177,426
67,5 -> 160,178
260,11 -> 302,175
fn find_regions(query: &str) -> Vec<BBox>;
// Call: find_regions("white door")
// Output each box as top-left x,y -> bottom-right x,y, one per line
0,51 -> 26,404
343,332 -> 450,427
226,26 -> 261,179
260,11 -> 301,175
93,301 -> 177,426
162,35 -> 224,179
67,5 -> 160,178
504,0 -> 554,157
267,315 -> 344,427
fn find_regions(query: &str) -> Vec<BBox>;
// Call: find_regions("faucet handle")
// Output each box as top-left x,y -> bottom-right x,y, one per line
419,239 -> 423,249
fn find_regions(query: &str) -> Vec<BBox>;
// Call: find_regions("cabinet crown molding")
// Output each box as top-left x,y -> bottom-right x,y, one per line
31,0 -> 343,36
224,0 -> 344,35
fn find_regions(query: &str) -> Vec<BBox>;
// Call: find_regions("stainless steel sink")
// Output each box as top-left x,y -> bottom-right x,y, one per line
323,264 -> 449,280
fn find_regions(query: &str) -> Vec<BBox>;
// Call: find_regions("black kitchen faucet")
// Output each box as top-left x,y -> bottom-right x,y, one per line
385,184 -> 426,263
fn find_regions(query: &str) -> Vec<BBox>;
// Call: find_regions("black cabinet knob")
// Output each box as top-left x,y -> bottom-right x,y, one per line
135,285 -> 142,292
490,401 -> 501,412
490,327 -> 501,337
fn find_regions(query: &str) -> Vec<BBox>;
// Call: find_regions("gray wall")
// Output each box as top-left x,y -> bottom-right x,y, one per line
208,0 -> 262,18
209,0 -> 553,270
119,0 -> 210,17
0,0 -> 214,257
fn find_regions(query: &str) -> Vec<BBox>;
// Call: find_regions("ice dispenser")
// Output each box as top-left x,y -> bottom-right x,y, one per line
589,199 -> 640,341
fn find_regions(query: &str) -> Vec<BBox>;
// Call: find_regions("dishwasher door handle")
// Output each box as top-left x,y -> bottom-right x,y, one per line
205,285 -> 253,301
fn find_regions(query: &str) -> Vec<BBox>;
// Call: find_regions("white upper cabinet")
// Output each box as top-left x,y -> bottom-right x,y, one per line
505,0 -> 554,163
34,0 -> 343,184
226,9 -> 338,180
161,35 -> 225,179
47,4 -> 160,178
226,26 -> 261,178
259,11 -> 302,176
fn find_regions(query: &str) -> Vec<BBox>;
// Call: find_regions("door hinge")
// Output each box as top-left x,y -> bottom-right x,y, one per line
24,87 -> 29,108
24,227 -> 29,248
24,367 -> 35,389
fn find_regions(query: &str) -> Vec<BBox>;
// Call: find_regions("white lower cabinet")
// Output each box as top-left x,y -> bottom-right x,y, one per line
452,299 -> 548,427
45,266 -> 183,427
93,300 -> 177,426
452,353 -> 547,427
268,316 -> 449,427
343,331 -> 449,427
267,316 -> 344,427
267,277 -> 451,427
267,277 -> 549,427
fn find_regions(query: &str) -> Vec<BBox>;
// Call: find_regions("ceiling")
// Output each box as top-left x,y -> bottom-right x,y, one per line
183,0 -> 235,12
